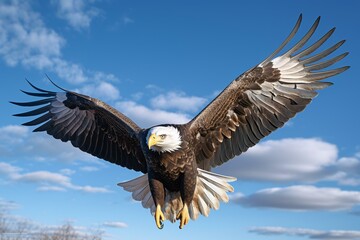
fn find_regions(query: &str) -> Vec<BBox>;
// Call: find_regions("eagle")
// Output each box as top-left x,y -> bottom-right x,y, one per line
12,15 -> 349,229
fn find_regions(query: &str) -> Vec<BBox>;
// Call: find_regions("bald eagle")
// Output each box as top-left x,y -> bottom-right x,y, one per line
12,15 -> 349,229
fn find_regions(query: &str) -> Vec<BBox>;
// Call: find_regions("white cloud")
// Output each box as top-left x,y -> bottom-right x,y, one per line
60,169 -> 76,175
0,125 -> 28,144
145,84 -> 163,92
0,162 -> 21,179
55,0 -> 99,30
113,88 -> 205,128
150,91 -> 207,112
3,130 -> 100,164
116,100 -> 191,128
123,16 -> 134,25
77,81 -> 120,101
131,92 -> 143,101
16,171 -> 71,185
92,71 -> 118,83
103,221 -> 128,229
0,161 -> 110,193
231,185 -> 360,211
331,157 -> 360,186
25,136 -> 95,163
0,1 -> 65,68
0,126 -> 112,171
0,125 -> 28,137
249,226 -> 360,240
329,172 -> 360,187
37,186 -> 66,192
0,198 -> 20,211
51,58 -> 87,84
3,126 -> 359,188
70,185 -> 111,193
0,1 -> 116,84
217,138 -> 360,185
38,184 -> 110,193
0,1 -> 64,66
80,166 -> 99,172
0,125 -> 29,156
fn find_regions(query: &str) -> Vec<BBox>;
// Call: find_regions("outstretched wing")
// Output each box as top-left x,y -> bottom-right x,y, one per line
12,81 -> 147,173
187,15 -> 349,170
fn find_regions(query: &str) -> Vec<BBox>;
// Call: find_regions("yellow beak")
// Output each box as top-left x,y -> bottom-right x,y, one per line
148,134 -> 158,149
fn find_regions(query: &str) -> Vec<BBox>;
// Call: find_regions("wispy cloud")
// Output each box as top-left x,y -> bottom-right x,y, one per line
0,1 -> 64,66
0,0 -> 119,95
23,134 -> 98,163
0,198 -> 20,211
116,100 -> 191,128
0,125 -> 28,140
0,125 -> 99,164
80,166 -> 99,172
70,185 -> 111,193
330,157 -> 360,186
103,221 -> 128,229
217,138 -> 360,186
0,162 -> 21,178
76,81 -> 120,101
113,88 -> 205,128
150,91 -> 207,112
54,0 -> 99,30
123,16 -> 134,25
231,185 -> 360,211
0,162 -> 111,193
17,171 -> 71,185
249,226 -> 360,240
0,1 -> 79,81
60,169 -> 76,175
37,186 -> 66,192
51,59 -> 87,84
0,125 -> 29,154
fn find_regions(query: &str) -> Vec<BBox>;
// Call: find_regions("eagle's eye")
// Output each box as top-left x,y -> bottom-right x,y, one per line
159,134 -> 166,139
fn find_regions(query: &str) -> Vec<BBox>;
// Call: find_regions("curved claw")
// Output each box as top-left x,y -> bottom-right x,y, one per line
176,203 -> 190,229
155,205 -> 165,230
159,221 -> 164,229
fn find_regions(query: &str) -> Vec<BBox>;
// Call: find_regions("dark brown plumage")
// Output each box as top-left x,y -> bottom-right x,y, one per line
12,15 -> 349,229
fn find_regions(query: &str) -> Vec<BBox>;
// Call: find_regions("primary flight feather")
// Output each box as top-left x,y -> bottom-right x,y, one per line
12,15 -> 349,229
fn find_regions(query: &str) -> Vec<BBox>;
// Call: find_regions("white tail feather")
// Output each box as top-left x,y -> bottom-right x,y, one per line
118,174 -> 155,208
188,201 -> 199,220
164,192 -> 182,222
117,169 -> 236,223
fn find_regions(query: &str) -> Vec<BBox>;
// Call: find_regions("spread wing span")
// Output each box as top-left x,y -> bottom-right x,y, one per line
188,15 -> 349,170
11,81 -> 147,173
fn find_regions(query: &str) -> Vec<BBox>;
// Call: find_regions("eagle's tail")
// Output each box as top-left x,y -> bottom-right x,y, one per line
117,169 -> 236,222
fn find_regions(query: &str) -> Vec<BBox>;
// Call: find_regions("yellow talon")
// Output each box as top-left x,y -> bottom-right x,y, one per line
155,204 -> 165,229
176,203 -> 190,229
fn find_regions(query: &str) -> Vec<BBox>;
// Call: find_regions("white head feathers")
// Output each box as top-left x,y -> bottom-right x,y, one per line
147,126 -> 182,153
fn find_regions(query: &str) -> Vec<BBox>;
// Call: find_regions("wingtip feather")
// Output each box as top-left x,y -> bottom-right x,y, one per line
46,74 -> 67,92
25,79 -> 56,94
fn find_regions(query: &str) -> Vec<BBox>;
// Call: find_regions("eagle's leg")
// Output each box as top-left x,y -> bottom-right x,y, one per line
149,177 -> 165,229
177,168 -> 196,229
155,204 -> 165,229
176,203 -> 190,229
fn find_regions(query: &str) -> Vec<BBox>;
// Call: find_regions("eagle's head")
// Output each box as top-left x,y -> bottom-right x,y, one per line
147,126 -> 182,153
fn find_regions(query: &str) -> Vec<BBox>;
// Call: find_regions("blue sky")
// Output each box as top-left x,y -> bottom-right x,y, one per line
0,0 -> 360,239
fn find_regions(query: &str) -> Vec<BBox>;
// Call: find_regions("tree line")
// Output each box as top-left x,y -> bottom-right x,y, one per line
0,211 -> 104,240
